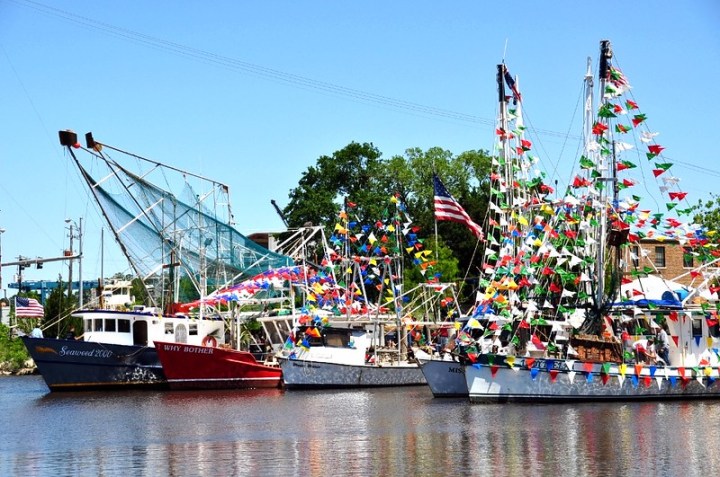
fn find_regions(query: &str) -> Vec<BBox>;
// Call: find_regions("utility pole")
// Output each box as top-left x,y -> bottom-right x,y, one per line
66,221 -> 74,299
64,218 -> 83,307
78,218 -> 83,308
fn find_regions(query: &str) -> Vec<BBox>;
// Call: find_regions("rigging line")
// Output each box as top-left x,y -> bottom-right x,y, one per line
11,0 -> 582,142
0,40 -> 67,251
10,0 -> 482,124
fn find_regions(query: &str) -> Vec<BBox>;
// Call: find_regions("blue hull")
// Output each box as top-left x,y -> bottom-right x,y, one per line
21,336 -> 168,391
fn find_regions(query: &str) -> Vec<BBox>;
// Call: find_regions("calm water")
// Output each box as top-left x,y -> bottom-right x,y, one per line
2,376 -> 719,477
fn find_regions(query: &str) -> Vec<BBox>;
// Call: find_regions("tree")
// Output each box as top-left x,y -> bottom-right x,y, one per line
283,142 -> 389,228
692,194 -> 720,263
41,286 -> 78,339
281,143 -> 493,305
131,278 -> 149,306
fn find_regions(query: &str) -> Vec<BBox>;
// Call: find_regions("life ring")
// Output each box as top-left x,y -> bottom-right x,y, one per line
202,335 -> 217,347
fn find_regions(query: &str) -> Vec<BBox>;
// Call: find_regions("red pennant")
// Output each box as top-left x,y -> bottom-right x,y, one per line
672,336 -> 679,347
643,376 -> 652,388
549,369 -> 559,383
648,144 -> 665,156
601,374 -> 610,385
583,362 -> 594,373
525,358 -> 536,369
490,364 -> 500,378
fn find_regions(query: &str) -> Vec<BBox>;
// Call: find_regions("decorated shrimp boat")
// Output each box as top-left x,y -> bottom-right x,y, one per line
445,40 -> 720,403
277,195 -> 466,389
23,131 -> 292,391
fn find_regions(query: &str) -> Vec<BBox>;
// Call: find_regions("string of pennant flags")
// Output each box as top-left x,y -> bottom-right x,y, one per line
464,59 -> 720,343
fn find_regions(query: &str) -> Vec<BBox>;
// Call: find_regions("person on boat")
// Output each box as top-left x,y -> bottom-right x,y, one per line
656,323 -> 670,366
65,326 -> 76,340
634,339 -> 656,364
621,329 -> 634,362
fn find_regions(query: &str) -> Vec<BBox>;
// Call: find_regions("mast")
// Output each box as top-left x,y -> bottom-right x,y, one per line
594,40 -> 613,311
497,64 -> 513,213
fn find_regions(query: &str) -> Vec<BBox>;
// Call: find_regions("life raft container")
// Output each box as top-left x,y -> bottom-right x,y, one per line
201,335 -> 217,347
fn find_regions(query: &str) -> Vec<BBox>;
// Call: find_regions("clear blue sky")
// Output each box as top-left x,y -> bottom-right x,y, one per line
1,0 -> 719,293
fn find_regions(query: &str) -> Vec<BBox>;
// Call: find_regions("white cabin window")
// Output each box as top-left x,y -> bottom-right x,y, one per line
84,320 -> 92,333
189,323 -> 198,336
118,319 -> 131,333
105,319 -> 116,332
165,322 -> 174,335
94,319 -> 103,332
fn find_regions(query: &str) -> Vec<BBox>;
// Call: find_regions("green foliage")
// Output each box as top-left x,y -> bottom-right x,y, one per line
282,143 -> 493,293
131,277 -> 149,305
0,323 -> 30,372
691,194 -> 720,264
284,142 -> 388,228
42,285 -> 77,338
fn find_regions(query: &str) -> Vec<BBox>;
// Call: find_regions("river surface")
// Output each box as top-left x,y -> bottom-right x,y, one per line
2,375 -> 719,476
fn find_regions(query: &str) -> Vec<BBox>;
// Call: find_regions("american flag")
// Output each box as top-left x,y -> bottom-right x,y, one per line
433,174 -> 483,239
16,296 -> 45,318
503,65 -> 522,104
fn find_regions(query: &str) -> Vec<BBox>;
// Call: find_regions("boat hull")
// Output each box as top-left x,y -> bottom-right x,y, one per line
279,357 -> 426,389
418,358 -> 468,397
154,341 -> 282,390
21,336 -> 166,391
466,356 -> 720,403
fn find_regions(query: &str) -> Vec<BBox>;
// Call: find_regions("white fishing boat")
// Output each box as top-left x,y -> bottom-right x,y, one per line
276,198 -> 461,389
279,325 -> 426,388
452,40 -> 720,403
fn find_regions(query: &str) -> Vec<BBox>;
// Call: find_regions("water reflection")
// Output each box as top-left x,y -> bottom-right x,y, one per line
3,376 -> 720,476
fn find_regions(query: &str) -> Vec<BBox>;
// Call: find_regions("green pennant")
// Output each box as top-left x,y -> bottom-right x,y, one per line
615,124 -> 631,134
655,162 -> 673,171
598,103 -> 617,118
579,156 -> 595,169
666,203 -> 677,211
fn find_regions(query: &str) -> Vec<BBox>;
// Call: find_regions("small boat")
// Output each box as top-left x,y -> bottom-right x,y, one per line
154,341 -> 282,390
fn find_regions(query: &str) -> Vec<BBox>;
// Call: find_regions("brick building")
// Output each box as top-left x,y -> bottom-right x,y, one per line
624,238 -> 710,288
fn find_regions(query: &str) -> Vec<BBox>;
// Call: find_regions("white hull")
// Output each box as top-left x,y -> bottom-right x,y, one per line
418,358 -> 468,397
466,356 -> 720,403
279,357 -> 426,388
